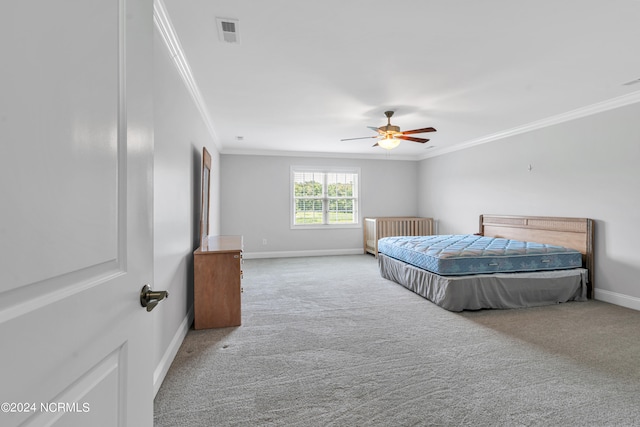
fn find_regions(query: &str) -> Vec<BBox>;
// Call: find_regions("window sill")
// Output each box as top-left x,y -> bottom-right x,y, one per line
291,224 -> 361,230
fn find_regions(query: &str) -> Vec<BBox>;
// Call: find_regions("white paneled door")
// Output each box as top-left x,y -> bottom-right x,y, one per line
0,0 -> 154,426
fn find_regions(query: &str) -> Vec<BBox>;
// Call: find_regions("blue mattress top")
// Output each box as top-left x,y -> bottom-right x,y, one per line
377,234 -> 583,276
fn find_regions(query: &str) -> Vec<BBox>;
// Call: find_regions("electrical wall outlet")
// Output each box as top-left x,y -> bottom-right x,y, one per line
262,238 -> 267,245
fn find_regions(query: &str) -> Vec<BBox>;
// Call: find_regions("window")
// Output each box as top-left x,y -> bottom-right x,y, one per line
291,167 -> 360,228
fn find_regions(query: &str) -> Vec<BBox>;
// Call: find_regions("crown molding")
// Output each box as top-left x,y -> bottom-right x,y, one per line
419,90 -> 640,160
153,0 -> 221,150
220,147 -> 420,161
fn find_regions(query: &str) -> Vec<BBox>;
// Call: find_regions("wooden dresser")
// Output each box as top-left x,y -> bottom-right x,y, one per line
193,235 -> 243,329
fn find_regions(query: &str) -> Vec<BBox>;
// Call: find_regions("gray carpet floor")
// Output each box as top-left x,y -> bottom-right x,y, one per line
154,255 -> 640,426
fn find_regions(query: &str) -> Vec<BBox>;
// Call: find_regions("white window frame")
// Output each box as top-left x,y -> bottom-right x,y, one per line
290,166 -> 361,229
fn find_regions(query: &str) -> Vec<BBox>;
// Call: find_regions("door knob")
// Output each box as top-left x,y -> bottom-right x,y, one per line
140,284 -> 169,312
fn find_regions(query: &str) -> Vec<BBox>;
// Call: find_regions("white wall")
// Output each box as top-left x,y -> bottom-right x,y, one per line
418,101 -> 640,308
152,27 -> 220,394
220,155 -> 419,256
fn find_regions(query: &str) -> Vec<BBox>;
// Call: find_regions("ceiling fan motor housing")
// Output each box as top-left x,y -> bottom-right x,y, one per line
379,124 -> 400,134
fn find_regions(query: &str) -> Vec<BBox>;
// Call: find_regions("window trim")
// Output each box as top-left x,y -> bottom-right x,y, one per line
290,166 -> 361,230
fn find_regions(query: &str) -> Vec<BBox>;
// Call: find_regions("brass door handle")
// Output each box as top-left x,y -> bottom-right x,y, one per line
140,284 -> 169,312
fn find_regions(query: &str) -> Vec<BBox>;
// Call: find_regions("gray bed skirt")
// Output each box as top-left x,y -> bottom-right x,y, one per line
378,254 -> 588,312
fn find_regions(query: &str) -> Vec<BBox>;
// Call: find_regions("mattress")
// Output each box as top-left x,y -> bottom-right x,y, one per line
377,234 -> 583,276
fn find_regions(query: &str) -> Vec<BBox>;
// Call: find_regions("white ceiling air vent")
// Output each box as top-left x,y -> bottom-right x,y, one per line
217,18 -> 240,44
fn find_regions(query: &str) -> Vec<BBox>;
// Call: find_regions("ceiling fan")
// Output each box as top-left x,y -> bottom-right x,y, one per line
341,110 -> 436,150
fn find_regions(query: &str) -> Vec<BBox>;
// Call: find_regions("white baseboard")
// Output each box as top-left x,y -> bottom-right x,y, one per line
243,248 -> 365,259
595,289 -> 640,311
153,305 -> 193,397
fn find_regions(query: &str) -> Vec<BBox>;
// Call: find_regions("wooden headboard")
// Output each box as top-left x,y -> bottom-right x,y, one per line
479,214 -> 595,298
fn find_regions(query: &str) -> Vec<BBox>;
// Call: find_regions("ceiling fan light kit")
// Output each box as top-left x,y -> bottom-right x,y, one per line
378,135 -> 401,150
341,110 -> 436,150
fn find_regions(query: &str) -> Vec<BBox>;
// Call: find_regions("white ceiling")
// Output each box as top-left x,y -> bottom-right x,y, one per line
160,0 -> 640,160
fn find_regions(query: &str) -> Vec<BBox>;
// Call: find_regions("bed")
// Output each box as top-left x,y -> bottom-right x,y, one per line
377,214 -> 594,311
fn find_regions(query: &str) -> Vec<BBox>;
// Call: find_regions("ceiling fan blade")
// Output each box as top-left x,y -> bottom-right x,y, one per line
341,136 -> 379,141
401,127 -> 436,135
367,126 -> 384,134
397,135 -> 429,143
372,142 -> 379,147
